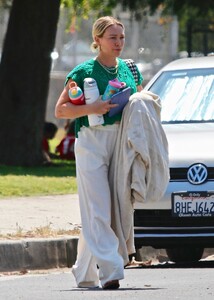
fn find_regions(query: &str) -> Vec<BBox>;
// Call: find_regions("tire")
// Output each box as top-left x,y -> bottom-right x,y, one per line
166,247 -> 204,263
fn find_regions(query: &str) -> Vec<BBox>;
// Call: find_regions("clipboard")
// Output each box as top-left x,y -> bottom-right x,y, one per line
108,87 -> 131,117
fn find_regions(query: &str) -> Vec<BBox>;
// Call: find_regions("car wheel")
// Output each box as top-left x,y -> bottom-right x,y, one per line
166,247 -> 204,263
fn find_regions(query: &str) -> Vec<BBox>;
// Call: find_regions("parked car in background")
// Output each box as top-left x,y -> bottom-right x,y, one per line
134,56 -> 214,262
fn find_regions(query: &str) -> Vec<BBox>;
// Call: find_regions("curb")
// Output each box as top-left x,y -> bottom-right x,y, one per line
0,237 -> 78,272
1,237 -> 213,272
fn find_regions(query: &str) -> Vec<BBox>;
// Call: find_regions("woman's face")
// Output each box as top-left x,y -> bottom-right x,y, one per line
96,24 -> 125,58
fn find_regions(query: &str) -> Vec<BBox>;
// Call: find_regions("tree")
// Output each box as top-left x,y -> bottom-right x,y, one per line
0,0 -> 61,166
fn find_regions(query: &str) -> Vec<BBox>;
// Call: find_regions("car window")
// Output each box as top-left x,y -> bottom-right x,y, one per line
149,68 -> 214,123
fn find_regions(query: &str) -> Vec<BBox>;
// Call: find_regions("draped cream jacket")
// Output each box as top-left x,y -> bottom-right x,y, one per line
109,90 -> 170,265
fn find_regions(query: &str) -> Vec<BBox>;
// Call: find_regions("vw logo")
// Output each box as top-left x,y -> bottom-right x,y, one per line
187,163 -> 208,185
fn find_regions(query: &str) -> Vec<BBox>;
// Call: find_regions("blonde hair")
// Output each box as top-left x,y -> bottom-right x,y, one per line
91,16 -> 124,52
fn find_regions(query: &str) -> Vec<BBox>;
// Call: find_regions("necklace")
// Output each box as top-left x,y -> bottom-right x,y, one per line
96,58 -> 118,75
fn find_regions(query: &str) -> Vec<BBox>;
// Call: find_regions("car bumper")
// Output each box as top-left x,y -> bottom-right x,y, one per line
134,209 -> 214,249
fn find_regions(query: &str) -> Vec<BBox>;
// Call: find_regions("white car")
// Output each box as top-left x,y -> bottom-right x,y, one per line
134,56 -> 214,262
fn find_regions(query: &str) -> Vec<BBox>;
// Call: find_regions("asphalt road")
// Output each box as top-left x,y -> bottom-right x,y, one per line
1,261 -> 214,300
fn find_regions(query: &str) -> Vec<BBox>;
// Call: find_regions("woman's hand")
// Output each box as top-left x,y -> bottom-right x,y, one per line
90,96 -> 118,115
55,84 -> 118,119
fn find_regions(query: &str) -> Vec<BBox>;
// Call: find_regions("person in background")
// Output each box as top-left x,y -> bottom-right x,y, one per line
42,121 -> 58,165
55,120 -> 75,160
55,16 -> 143,289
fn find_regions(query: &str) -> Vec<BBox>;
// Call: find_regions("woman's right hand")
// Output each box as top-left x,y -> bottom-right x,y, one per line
55,79 -> 118,119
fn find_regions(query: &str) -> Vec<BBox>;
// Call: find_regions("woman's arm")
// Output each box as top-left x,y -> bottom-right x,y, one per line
55,79 -> 117,119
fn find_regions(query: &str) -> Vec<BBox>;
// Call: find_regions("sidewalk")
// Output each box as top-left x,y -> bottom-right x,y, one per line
0,194 -> 81,272
1,195 -> 213,273
0,194 -> 81,234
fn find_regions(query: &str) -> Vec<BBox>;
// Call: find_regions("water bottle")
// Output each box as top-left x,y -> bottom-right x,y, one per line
102,78 -> 126,100
68,82 -> 85,105
83,78 -> 104,126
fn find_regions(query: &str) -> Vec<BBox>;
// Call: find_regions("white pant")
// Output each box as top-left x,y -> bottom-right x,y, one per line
72,125 -> 124,287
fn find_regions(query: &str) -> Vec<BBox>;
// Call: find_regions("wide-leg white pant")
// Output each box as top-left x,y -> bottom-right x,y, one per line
72,124 -> 124,287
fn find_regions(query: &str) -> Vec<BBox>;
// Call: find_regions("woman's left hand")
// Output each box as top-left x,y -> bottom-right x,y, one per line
91,96 -> 118,115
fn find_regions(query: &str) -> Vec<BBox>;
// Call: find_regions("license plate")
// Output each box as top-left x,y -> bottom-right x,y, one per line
172,191 -> 214,217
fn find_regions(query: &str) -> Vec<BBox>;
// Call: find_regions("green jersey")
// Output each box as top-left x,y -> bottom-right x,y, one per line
66,58 -> 143,137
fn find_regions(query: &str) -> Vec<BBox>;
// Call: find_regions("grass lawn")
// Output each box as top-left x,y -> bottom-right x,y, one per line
0,131 -> 77,198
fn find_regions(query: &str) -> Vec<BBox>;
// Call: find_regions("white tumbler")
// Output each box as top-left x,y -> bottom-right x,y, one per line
83,78 -> 104,126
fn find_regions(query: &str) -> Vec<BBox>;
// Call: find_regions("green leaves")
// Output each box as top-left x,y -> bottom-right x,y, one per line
60,0 -> 118,32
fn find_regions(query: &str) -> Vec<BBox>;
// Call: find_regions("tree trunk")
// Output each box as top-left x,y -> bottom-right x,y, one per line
0,0 -> 60,166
